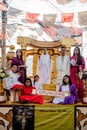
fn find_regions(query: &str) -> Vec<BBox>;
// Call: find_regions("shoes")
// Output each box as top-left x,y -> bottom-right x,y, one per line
20,100 -> 28,104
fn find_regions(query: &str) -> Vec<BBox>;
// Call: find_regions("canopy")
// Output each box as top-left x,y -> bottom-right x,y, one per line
0,0 -> 87,46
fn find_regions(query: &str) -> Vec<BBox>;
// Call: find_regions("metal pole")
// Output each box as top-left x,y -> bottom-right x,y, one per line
1,0 -> 7,67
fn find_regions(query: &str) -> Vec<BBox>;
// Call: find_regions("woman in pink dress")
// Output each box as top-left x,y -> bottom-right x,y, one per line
19,78 -> 44,104
70,47 -> 85,103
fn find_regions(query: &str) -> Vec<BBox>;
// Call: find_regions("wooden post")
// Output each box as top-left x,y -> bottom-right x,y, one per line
1,0 -> 7,67
83,80 -> 87,103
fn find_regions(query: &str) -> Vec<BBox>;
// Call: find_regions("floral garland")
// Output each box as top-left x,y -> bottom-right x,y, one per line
0,67 -> 9,79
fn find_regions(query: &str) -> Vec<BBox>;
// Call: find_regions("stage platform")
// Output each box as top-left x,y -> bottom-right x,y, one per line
0,102 -> 87,130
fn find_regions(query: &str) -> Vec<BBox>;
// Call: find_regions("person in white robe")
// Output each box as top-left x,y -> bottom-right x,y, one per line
56,46 -> 70,88
37,48 -> 52,84
33,75 -> 42,89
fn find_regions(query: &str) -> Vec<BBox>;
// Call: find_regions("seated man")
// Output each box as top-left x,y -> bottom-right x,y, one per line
4,63 -> 23,102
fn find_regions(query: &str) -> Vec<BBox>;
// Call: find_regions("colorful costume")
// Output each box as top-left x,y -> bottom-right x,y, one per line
70,56 -> 85,102
11,57 -> 26,83
53,83 -> 77,104
19,86 -> 44,104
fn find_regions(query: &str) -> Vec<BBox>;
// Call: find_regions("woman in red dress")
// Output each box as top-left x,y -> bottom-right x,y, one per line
70,47 -> 85,103
19,78 -> 44,104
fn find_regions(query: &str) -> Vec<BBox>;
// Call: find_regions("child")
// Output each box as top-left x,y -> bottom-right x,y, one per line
19,78 -> 44,104
4,64 -> 23,101
53,75 -> 77,104
33,75 -> 42,89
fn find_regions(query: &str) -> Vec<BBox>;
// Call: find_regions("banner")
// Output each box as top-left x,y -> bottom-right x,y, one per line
35,105 -> 74,130
1,105 -> 87,130
12,105 -> 74,130
32,89 -> 69,97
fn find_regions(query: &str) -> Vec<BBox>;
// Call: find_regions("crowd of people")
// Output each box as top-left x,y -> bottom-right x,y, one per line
3,46 -> 86,104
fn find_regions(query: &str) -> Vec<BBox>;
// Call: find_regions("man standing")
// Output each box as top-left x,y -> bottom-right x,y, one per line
37,48 -> 52,84
56,46 -> 70,87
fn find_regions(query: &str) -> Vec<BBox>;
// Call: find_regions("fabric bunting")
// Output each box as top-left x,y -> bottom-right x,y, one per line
25,12 -> 39,23
78,11 -> 87,25
44,26 -> 58,38
61,13 -> 74,22
69,28 -> 82,37
0,2 -> 7,11
0,32 -> 6,40
43,14 -> 56,26
56,0 -> 72,5
80,0 -> 87,3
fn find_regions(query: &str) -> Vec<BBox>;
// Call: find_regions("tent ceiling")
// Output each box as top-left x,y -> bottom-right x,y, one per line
0,0 -> 87,48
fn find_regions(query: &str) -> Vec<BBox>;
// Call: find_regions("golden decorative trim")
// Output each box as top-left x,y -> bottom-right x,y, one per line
17,36 -> 62,48
76,108 -> 87,129
0,109 -> 12,130
38,49 -> 54,55
29,38 -> 61,48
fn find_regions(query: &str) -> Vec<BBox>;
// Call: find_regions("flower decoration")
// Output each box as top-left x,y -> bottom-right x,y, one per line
78,71 -> 83,79
0,67 -> 9,79
82,70 -> 87,80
